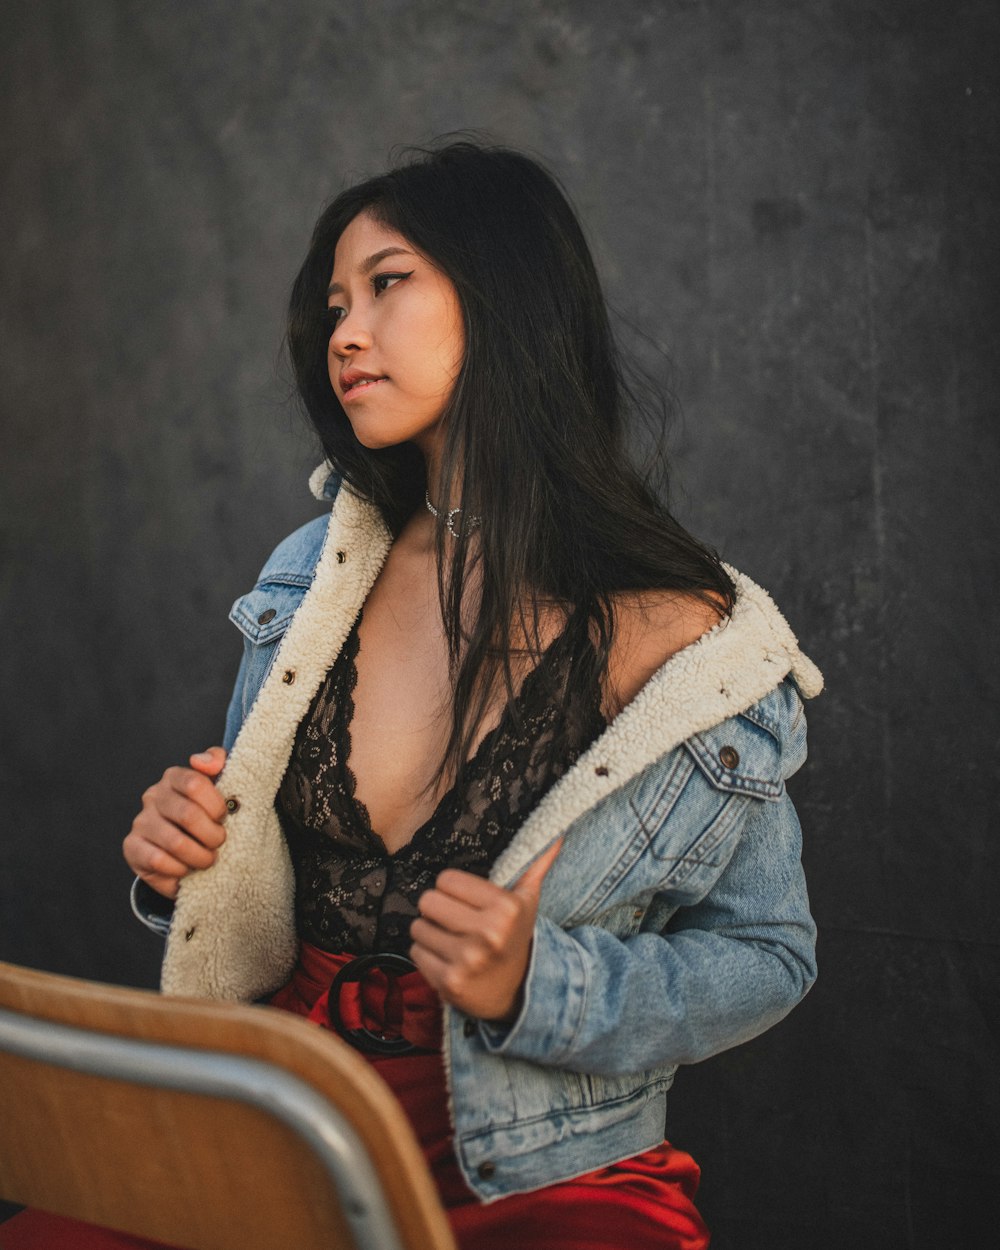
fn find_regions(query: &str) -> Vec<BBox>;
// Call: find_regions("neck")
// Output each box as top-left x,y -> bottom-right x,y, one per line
413,423 -> 448,503
420,449 -> 466,518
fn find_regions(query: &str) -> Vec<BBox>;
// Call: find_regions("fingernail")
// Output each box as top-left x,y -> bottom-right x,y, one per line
191,752 -> 212,764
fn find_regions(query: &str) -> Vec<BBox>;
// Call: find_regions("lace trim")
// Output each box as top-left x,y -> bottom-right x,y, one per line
277,611 -> 605,955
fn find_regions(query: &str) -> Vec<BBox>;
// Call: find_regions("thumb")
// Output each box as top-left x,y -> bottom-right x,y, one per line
512,838 -> 563,903
189,746 -> 227,776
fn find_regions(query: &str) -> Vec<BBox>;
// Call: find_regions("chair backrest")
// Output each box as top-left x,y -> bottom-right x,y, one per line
0,960 -> 456,1250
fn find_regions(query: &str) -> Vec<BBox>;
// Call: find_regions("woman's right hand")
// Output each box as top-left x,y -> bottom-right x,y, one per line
123,747 -> 229,900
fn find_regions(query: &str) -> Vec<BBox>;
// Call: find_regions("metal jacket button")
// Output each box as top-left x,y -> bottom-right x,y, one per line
257,609 -> 276,624
719,746 -> 739,769
336,550 -> 347,563
477,1161 -> 496,1180
282,669 -> 296,685
225,797 -> 241,814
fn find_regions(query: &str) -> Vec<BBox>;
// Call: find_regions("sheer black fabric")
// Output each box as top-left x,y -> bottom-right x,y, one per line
276,611 -> 606,955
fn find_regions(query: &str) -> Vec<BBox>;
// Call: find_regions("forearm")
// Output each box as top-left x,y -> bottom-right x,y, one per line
479,918 -> 813,1074
480,796 -> 817,1075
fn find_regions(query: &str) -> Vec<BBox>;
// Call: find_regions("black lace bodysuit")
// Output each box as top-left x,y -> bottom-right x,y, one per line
276,611 -> 607,955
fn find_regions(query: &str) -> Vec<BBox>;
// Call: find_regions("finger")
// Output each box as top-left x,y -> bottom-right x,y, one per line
512,838 -> 563,902
140,874 -> 180,901
189,746 -> 227,776
408,941 -> 450,991
157,822 -> 219,869
163,767 -> 228,824
409,939 -> 487,1007
132,839 -> 193,881
418,886 -> 510,935
153,792 -> 227,851
414,900 -> 518,962
131,813 -> 219,869
409,916 -> 470,962
432,868 -> 508,908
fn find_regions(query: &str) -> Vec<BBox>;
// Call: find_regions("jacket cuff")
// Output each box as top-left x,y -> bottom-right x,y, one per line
129,877 -> 174,938
478,915 -> 588,1061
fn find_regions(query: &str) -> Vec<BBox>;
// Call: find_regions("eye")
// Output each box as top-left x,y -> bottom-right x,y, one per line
372,270 -> 413,295
322,306 -> 345,335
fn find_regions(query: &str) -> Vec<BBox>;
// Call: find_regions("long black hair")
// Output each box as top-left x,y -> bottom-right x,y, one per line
288,140 -> 734,782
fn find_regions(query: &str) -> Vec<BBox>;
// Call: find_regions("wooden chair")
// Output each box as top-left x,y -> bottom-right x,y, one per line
0,960 -> 456,1250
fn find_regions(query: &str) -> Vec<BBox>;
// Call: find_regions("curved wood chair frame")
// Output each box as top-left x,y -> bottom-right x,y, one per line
0,960 -> 456,1250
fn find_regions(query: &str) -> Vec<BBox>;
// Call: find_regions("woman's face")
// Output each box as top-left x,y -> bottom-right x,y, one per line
326,212 -> 465,454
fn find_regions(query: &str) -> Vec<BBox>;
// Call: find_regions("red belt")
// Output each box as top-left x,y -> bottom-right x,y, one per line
267,942 -> 443,1053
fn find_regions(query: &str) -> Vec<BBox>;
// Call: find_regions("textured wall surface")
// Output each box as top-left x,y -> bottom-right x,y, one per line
1,1 -> 997,1246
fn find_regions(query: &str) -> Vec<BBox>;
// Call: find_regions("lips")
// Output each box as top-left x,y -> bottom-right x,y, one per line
339,368 -> 388,399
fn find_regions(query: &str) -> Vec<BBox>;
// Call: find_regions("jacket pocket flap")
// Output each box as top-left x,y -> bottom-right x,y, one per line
229,582 -> 308,644
684,717 -> 784,800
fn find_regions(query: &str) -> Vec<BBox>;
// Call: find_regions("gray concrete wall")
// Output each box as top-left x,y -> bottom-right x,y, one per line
2,1 -> 997,1245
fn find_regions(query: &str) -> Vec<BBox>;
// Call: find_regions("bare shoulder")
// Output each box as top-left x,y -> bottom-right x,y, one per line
604,589 -> 724,717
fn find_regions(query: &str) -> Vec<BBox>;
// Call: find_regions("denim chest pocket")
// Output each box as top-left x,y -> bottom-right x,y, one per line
229,576 -> 310,714
229,576 -> 311,644
684,713 -> 785,800
561,713 -> 784,925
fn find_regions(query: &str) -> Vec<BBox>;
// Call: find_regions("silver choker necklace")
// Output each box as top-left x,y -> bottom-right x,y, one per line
424,491 -> 481,540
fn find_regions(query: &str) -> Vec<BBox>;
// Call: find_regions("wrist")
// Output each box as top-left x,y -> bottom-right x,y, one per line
485,985 -> 524,1027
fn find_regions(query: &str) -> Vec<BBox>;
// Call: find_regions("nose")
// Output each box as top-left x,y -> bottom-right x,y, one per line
328,306 -> 373,358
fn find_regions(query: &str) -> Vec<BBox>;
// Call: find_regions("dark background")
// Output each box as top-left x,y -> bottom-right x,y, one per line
1,2 -> 997,1247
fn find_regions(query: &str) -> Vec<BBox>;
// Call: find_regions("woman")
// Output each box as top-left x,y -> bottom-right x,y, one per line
12,142 -> 822,1249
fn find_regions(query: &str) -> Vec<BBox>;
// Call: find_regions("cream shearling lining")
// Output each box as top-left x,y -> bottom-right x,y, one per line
161,485 -> 392,999
161,482 -> 823,1001
308,459 -> 336,501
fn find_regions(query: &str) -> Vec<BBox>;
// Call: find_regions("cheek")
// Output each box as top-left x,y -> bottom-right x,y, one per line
430,309 -> 464,385
415,283 -> 464,379
399,316 -> 463,398
445,325 -> 465,379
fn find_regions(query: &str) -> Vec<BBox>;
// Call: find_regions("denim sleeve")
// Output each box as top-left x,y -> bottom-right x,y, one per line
223,647 -> 251,753
479,792 -> 817,1076
129,875 -> 174,937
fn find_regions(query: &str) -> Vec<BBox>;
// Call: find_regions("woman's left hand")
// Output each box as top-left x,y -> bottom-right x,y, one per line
410,839 -> 563,1024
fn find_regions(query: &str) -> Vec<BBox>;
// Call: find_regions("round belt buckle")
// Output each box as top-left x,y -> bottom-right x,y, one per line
327,952 -> 420,1055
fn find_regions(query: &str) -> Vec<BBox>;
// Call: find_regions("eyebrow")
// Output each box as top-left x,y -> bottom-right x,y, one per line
327,247 -> 416,296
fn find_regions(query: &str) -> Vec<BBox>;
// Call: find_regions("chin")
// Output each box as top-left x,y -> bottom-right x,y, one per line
350,429 -> 411,452
348,414 -> 440,452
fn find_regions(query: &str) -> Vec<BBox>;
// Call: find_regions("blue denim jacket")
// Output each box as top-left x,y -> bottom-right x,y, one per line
140,470 -> 822,1200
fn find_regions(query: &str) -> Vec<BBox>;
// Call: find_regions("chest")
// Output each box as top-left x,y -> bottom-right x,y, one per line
347,558 -> 457,848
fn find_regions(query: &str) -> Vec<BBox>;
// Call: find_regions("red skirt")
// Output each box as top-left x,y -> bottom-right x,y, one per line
3,944 -> 709,1250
